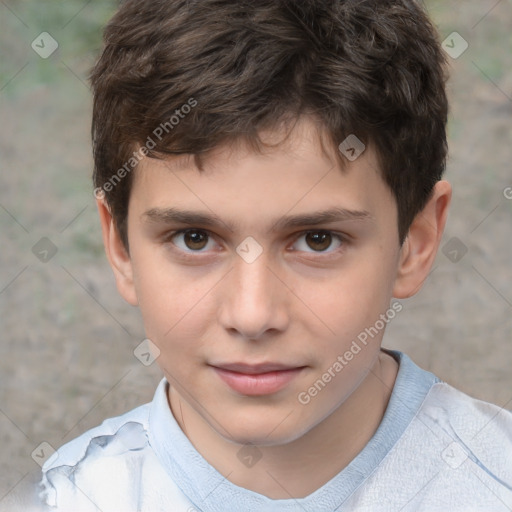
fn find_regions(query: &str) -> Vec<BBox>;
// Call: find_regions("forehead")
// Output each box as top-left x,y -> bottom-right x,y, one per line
129,118 -> 394,233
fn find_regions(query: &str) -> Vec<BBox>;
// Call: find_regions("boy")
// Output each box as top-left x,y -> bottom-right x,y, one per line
39,0 -> 512,510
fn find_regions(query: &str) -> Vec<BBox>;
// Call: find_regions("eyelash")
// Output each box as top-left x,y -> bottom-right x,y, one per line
163,228 -> 348,259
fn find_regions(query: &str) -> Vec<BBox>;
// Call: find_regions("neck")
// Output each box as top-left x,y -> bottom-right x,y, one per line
168,351 -> 398,499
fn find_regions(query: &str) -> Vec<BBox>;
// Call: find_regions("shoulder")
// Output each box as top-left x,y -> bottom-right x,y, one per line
421,382 -> 512,448
352,379 -> 512,511
419,382 -> 512,488
39,403 -> 153,510
42,402 -> 151,473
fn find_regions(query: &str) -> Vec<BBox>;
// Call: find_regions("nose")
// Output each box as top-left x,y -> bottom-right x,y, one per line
218,251 -> 290,341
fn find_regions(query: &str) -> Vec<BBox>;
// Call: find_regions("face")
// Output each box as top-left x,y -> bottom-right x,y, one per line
124,118 -> 403,446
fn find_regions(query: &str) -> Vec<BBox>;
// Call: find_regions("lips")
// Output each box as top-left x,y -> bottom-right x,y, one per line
213,362 -> 300,375
210,362 -> 306,395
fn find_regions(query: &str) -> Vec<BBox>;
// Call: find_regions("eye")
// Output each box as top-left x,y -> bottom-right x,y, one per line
292,230 -> 344,254
168,229 -> 217,252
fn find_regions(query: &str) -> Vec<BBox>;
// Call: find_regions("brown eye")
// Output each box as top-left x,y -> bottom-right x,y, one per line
184,230 -> 208,250
172,229 -> 212,251
305,232 -> 332,251
293,231 -> 344,254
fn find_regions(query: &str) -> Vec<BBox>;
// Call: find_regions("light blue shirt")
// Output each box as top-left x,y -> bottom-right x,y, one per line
39,351 -> 512,511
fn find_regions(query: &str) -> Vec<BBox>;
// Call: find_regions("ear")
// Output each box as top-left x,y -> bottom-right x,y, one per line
393,180 -> 452,299
96,198 -> 138,306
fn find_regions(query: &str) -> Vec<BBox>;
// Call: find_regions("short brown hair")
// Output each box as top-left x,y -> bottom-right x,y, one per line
90,0 -> 449,249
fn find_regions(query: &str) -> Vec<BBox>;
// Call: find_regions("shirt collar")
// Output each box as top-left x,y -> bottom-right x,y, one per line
148,350 -> 439,512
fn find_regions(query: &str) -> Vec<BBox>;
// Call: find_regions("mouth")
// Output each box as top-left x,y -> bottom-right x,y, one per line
210,362 -> 306,396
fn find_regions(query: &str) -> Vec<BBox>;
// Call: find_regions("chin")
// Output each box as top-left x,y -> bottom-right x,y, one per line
215,410 -> 311,447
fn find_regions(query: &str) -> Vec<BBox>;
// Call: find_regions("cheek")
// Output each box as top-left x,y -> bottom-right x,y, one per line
130,249 -> 215,346
300,250 -> 397,350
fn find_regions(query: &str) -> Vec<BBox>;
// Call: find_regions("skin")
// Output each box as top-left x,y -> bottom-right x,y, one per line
97,117 -> 451,499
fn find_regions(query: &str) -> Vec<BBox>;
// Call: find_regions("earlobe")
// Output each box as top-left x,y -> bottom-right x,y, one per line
393,180 -> 452,299
96,199 -> 138,306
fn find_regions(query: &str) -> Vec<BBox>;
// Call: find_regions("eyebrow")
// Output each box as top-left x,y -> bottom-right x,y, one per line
142,206 -> 373,233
